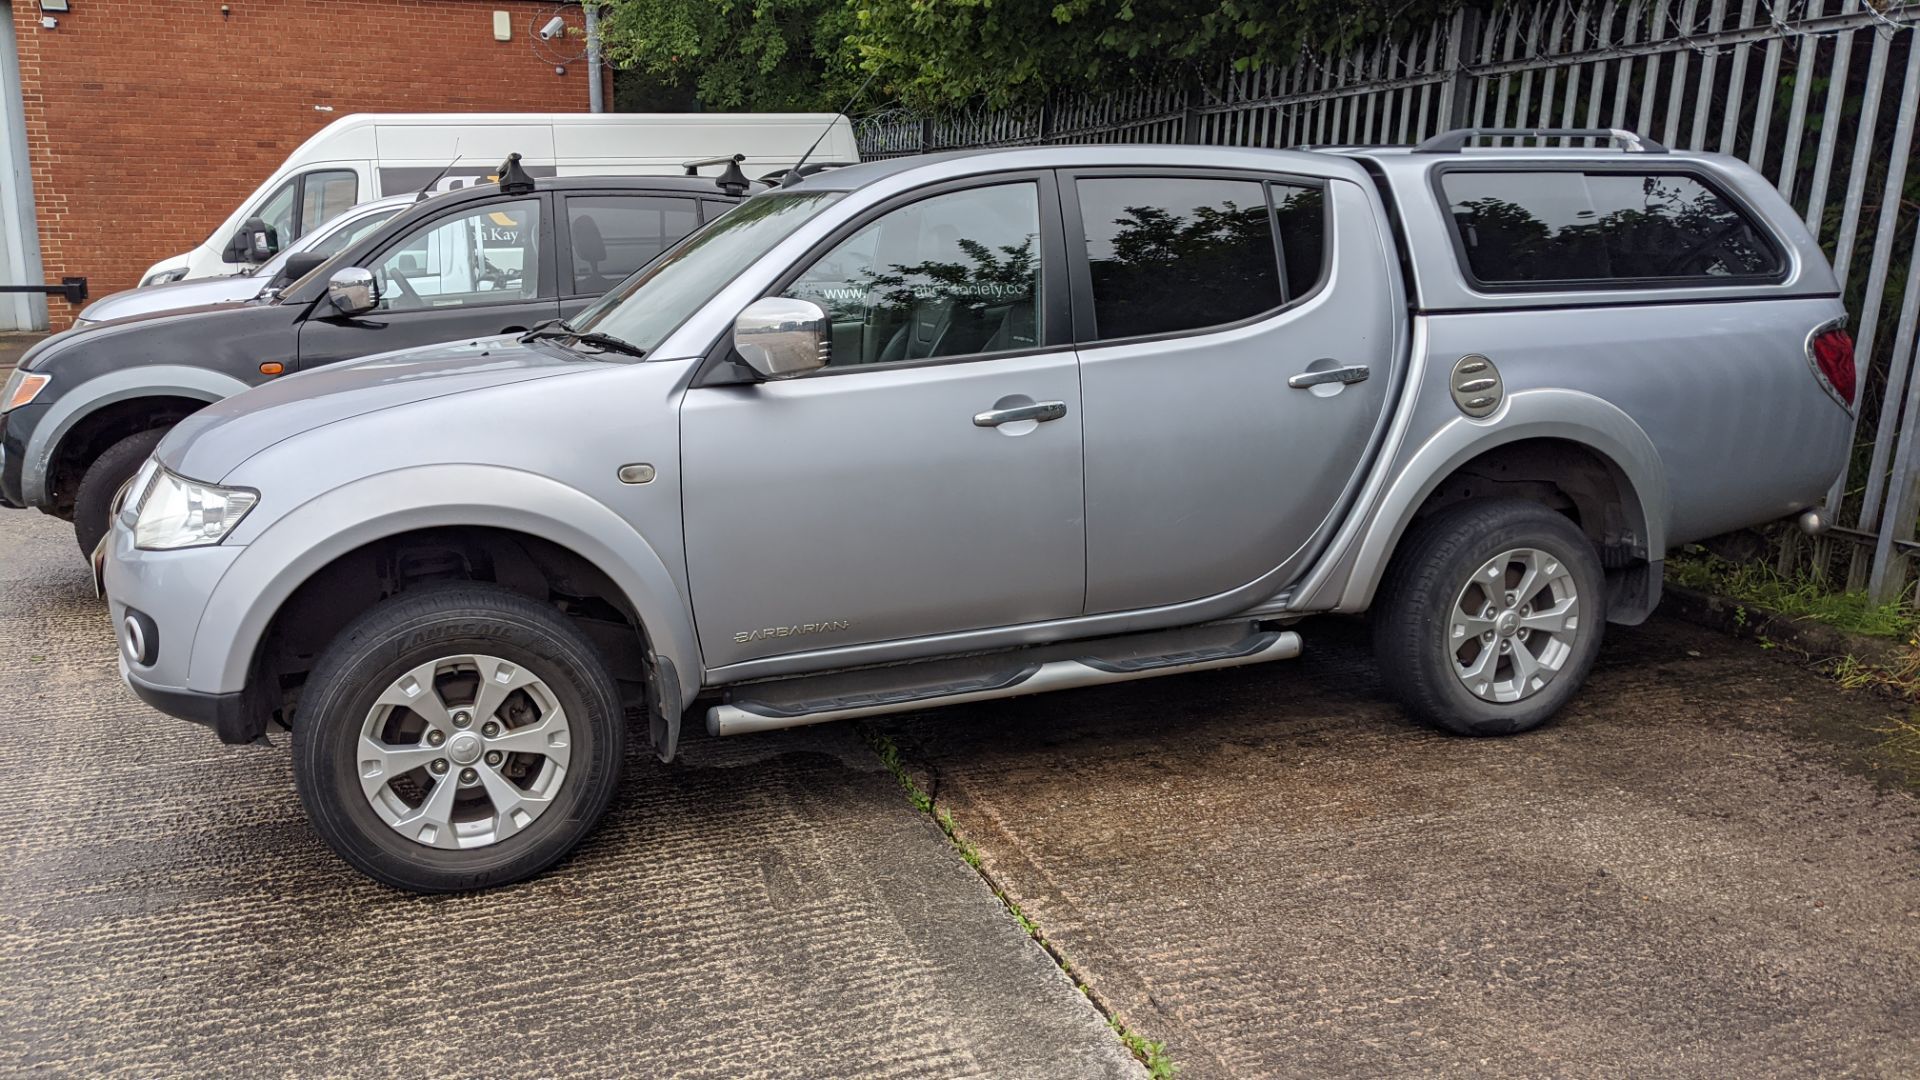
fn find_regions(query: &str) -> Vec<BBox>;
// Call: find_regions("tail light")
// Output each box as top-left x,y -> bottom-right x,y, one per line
1809,325 -> 1856,408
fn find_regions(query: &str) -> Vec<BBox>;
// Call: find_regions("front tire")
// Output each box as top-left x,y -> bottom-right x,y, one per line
1373,498 -> 1606,736
72,427 -> 167,558
293,583 -> 625,892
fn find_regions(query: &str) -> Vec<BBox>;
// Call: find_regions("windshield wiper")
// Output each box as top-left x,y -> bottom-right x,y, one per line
568,332 -> 648,359
519,319 -> 647,359
520,318 -> 572,341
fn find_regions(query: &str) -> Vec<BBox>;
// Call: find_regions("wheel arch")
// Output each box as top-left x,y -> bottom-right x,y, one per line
1313,389 -> 1668,623
186,465 -> 702,757
24,365 -> 246,508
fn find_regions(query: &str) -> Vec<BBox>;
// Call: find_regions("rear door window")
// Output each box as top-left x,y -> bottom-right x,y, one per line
1438,169 -> 1782,287
1074,176 -> 1325,342
564,195 -> 701,296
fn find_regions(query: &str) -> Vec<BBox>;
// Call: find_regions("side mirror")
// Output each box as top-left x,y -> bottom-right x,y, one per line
733,296 -> 829,379
274,251 -> 329,290
225,216 -> 278,264
326,267 -> 379,315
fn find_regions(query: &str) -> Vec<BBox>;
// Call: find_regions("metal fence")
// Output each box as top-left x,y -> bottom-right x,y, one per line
857,0 -> 1920,602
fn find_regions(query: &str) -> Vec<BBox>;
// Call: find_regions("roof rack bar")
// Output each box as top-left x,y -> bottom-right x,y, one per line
682,153 -> 745,176
683,153 -> 752,196
1411,127 -> 1669,154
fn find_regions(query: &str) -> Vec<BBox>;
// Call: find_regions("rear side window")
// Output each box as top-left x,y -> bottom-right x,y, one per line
1076,176 -> 1325,342
566,195 -> 701,295
1439,170 -> 1781,287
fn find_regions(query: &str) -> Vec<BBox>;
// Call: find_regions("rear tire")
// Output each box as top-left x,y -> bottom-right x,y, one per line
72,427 -> 166,559
293,583 -> 625,893
1373,498 -> 1606,736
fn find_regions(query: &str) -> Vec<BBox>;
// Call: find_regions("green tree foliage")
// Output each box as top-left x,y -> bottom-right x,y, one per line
592,0 -> 861,111
852,0 -> 1462,109
592,0 -> 1463,112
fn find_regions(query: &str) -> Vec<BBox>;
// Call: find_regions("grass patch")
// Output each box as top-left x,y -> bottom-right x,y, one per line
861,724 -> 1179,1078
1667,549 -> 1920,642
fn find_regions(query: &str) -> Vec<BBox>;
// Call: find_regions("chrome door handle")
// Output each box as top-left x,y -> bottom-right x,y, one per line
974,401 -> 1068,427
1288,364 -> 1370,389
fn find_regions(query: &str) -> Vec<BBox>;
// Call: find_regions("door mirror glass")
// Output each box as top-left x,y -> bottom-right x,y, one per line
327,267 -> 379,315
733,296 -> 829,379
226,216 -> 279,263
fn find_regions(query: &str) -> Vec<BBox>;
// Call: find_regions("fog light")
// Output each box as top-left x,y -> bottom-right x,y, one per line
122,609 -> 158,666
1797,508 -> 1831,536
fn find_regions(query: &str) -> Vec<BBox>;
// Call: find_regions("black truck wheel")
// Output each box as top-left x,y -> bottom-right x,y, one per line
293,583 -> 625,893
72,427 -> 166,559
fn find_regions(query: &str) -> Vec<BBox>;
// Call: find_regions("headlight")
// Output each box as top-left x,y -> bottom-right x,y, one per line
2,369 -> 49,413
142,267 -> 189,286
132,465 -> 258,550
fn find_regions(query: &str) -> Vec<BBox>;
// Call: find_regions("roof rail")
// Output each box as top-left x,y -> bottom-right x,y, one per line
682,154 -> 752,196
1411,127 -> 1669,154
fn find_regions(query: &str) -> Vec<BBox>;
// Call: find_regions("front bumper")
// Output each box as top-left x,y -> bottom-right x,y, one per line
103,513 -> 261,743
119,653 -> 258,743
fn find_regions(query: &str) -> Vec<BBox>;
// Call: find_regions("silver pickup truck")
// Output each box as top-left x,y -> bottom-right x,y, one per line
101,128 -> 1854,892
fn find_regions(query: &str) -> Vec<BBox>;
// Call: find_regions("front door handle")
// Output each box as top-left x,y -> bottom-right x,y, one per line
1288,364 -> 1370,389
974,401 -> 1069,427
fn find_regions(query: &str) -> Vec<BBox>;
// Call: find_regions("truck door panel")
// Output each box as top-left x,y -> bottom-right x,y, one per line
1071,174 -> 1398,613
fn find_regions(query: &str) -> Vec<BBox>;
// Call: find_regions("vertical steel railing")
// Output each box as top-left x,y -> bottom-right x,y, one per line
857,1 -> 1920,598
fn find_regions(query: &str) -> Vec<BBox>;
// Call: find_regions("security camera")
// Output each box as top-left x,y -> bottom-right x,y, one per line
538,15 -> 566,40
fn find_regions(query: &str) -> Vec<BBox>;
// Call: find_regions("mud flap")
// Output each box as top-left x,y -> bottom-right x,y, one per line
645,652 -> 683,763
1604,557 -> 1662,626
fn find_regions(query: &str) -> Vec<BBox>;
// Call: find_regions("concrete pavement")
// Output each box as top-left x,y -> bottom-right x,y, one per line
878,617 -> 1920,1078
0,331 -> 44,371
3,494 -> 1919,1077
0,508 -> 1139,1078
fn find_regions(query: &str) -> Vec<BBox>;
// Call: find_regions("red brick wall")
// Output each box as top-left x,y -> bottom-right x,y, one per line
11,0 -> 604,328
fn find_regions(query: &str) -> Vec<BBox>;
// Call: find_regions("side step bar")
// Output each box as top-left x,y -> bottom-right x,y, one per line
707,629 -> 1302,737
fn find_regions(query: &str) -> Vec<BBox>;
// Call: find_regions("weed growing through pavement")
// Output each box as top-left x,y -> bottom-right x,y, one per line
861,724 -> 1179,1078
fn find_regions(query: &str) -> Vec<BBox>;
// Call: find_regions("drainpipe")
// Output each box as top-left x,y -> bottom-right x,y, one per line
586,3 -> 604,113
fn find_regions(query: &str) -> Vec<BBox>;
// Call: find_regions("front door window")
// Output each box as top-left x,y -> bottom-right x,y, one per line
373,200 -> 542,311
783,182 -> 1044,367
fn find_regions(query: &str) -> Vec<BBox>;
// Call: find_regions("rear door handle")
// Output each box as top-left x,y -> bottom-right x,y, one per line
974,401 -> 1069,427
1288,364 -> 1370,389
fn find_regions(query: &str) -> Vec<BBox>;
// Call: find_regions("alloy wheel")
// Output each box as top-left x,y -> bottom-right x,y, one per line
1448,547 -> 1581,704
356,653 -> 572,849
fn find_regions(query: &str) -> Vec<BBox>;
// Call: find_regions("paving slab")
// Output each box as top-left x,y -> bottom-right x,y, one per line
0,509 -> 1139,1079
879,616 -> 1920,1079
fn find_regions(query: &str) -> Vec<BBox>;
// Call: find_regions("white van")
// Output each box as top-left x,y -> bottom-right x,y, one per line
141,112 -> 858,285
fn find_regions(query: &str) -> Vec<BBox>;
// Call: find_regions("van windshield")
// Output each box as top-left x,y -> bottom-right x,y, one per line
566,191 -> 842,357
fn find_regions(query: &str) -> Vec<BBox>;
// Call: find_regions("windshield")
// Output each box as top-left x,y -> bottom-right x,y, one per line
255,205 -> 403,281
566,191 -> 842,356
